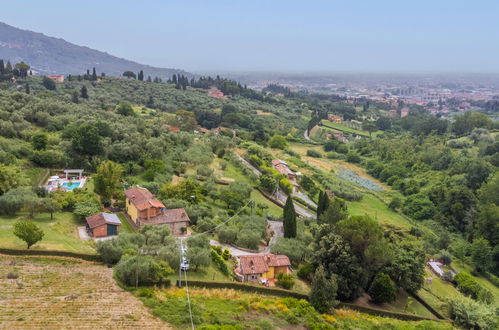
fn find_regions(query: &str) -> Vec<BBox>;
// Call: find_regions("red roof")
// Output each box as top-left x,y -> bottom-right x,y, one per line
124,187 -> 165,211
86,212 -> 121,229
139,208 -> 190,225
238,254 -> 291,275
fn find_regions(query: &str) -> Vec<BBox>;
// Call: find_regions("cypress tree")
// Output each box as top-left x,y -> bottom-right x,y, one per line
92,67 -> 97,81
317,190 -> 330,219
309,265 -> 337,313
72,90 -> 79,103
317,191 -> 324,218
80,86 -> 88,99
5,61 -> 12,73
25,83 -> 30,94
138,70 -> 144,81
147,76 -> 152,82
0,59 -> 4,74
283,196 -> 296,238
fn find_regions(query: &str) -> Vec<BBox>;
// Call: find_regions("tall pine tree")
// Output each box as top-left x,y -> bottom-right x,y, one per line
283,196 -> 297,238
138,70 -> 144,81
0,59 -> 4,75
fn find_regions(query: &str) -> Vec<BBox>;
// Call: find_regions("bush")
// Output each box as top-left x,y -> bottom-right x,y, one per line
114,255 -> 173,287
368,273 -> 396,304
217,226 -> 238,244
306,149 -> 322,158
437,250 -> 452,265
276,272 -> 295,289
6,272 -> 19,279
297,263 -> 313,281
454,272 -> 494,304
222,248 -> 231,261
346,151 -> 361,163
210,248 -> 230,276
235,230 -> 260,250
270,238 -> 308,264
446,296 -> 497,330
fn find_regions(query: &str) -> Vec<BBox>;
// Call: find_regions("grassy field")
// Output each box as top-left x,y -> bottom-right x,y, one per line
417,267 -> 464,317
117,213 -> 136,234
135,286 -> 452,329
0,256 -> 168,328
321,120 -> 382,137
0,212 -> 95,253
169,261 -> 233,282
251,190 -> 283,218
347,193 -> 413,229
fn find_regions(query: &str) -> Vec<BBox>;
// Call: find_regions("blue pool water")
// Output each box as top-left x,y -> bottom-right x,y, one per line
61,182 -> 81,191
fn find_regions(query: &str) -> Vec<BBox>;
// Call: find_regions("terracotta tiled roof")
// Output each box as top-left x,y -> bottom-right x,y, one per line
140,208 -> 190,225
238,254 -> 291,275
125,187 -> 165,211
239,255 -> 269,275
86,213 -> 121,229
164,208 -> 190,223
265,254 -> 291,267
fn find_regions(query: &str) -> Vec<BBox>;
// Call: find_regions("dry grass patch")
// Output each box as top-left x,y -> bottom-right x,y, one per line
0,256 -> 169,329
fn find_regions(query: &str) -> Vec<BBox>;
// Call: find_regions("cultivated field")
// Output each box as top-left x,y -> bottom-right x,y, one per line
0,256 -> 169,329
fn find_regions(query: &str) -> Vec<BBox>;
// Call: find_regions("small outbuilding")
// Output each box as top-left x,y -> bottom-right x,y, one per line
85,212 -> 121,238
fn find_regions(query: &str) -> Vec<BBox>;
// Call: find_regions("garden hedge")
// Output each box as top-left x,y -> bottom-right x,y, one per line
0,248 -> 102,262
176,279 -> 308,300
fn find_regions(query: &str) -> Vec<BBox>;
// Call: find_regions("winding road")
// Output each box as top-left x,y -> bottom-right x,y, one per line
235,154 -> 316,218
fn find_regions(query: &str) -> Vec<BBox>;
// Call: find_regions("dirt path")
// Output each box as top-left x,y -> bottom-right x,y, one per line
0,256 -> 170,329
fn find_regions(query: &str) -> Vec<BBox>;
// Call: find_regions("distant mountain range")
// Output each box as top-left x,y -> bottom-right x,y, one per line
0,22 -> 189,79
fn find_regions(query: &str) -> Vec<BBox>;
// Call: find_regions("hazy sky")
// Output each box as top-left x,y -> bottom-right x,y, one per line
2,0 -> 499,73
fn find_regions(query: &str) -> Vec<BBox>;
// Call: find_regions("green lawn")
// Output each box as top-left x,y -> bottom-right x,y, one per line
117,213 -> 136,233
223,162 -> 253,185
321,120 -> 382,137
251,190 -> 282,218
348,193 -> 413,229
385,290 -> 436,318
0,212 -> 96,253
169,261 -> 233,282
416,267 -> 464,317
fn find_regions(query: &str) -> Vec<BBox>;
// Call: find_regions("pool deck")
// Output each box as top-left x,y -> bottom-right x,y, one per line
44,176 -> 87,192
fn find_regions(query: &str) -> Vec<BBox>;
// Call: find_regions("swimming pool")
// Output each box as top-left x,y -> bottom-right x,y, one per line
61,182 -> 81,191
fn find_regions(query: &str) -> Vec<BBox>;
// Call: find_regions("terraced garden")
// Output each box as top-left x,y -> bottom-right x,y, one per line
0,256 -> 168,329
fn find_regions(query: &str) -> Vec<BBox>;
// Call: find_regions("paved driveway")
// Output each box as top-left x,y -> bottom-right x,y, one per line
77,226 -> 91,240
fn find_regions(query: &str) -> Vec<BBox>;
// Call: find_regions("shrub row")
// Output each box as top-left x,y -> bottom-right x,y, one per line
454,272 -> 494,304
210,248 -> 230,276
338,303 -> 442,322
0,247 -> 102,262
176,280 -> 308,300
292,196 -> 317,212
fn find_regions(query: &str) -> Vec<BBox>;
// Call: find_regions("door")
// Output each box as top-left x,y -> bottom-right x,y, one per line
107,224 -> 117,236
